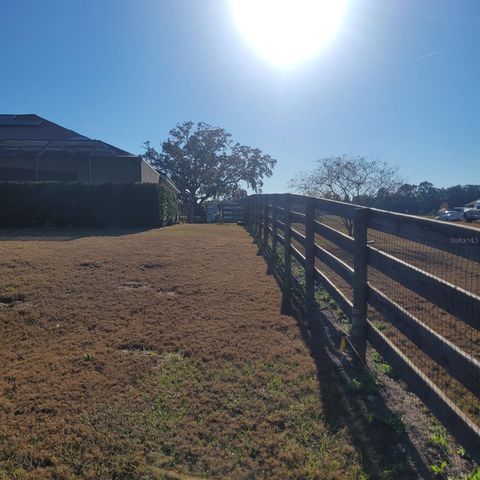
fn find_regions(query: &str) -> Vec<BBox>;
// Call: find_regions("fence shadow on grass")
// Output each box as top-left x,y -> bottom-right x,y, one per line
250,233 -> 431,479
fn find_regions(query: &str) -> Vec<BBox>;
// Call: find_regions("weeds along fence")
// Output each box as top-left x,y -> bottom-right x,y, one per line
244,193 -> 480,463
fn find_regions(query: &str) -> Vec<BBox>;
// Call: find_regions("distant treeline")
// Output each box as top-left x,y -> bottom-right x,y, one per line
369,182 -> 480,215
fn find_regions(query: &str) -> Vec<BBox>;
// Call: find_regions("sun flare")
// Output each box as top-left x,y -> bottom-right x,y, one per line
230,0 -> 346,67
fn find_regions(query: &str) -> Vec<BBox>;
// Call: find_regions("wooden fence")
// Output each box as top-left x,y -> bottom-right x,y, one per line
244,193 -> 480,464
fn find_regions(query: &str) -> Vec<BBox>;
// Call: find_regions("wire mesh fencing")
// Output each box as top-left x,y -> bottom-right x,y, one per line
367,226 -> 480,425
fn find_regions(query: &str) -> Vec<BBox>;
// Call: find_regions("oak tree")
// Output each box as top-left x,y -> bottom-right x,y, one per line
144,121 -> 276,220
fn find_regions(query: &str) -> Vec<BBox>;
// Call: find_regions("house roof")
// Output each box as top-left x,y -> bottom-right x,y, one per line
1,113 -> 180,192
158,171 -> 181,194
0,114 -> 88,141
0,114 -> 133,157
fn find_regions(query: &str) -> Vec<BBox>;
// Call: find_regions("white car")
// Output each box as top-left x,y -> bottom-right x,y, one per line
463,200 -> 480,223
436,210 -> 464,222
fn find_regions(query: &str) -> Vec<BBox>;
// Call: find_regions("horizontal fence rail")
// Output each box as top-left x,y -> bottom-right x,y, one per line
369,209 -> 480,262
243,192 -> 480,464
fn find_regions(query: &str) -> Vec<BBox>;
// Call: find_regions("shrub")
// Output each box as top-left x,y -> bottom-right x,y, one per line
0,182 -> 178,228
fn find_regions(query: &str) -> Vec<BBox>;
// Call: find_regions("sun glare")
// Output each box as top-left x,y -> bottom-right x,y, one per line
230,0 -> 346,67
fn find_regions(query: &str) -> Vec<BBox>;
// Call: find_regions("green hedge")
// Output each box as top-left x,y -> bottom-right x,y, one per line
0,182 -> 178,228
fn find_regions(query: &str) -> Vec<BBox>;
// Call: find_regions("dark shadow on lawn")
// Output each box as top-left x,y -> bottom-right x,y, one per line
0,227 -> 157,242
299,307 -> 430,479
249,230 -> 431,479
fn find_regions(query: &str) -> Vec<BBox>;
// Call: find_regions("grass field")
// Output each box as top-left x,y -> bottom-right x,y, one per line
2,223 -> 478,479
0,224 -> 376,480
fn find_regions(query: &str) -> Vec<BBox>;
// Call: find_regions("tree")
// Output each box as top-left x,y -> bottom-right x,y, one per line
443,184 -> 480,210
143,122 -> 276,220
289,155 -> 401,235
372,182 -> 480,215
415,181 -> 441,215
374,183 -> 420,214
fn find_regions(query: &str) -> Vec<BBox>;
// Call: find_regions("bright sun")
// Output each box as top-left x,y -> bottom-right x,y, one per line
230,0 -> 347,67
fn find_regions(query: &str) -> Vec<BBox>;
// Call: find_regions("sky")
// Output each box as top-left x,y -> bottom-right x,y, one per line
1,0 -> 479,193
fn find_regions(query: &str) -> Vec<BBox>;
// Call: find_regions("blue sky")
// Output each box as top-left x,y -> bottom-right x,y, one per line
1,0 -> 479,192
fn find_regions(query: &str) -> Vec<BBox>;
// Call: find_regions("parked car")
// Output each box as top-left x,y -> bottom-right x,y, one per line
463,199 -> 480,223
436,209 -> 464,222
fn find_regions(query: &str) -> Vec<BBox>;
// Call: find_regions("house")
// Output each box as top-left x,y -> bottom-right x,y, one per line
206,201 -> 244,223
465,199 -> 480,208
0,114 -> 179,194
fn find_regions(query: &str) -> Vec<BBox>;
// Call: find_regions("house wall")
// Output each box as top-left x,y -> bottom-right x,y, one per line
39,156 -> 79,181
0,155 -> 142,183
90,157 -> 140,183
140,160 -> 160,184
0,156 -> 36,180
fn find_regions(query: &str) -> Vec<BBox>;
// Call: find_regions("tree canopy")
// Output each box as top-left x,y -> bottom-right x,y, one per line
374,182 -> 480,214
290,154 -> 480,220
289,155 -> 401,204
289,155 -> 401,234
143,121 -> 276,219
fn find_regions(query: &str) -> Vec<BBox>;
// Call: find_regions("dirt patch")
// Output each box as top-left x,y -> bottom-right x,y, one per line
119,282 -> 178,298
157,289 -> 178,297
119,281 -> 151,290
78,261 -> 104,269
0,292 -> 26,305
119,342 -> 157,355
141,262 -> 163,270
0,260 -> 31,269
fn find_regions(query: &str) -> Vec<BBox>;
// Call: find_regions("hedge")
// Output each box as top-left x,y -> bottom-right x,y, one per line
0,182 -> 178,228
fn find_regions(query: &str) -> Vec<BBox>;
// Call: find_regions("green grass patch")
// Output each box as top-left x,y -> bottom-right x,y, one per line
70,353 -> 365,479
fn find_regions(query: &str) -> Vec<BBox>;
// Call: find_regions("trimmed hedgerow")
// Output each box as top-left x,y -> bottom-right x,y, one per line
0,182 -> 178,228
158,186 -> 178,227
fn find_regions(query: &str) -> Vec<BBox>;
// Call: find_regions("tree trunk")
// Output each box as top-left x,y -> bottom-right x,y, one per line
342,217 -> 354,236
182,196 -> 196,223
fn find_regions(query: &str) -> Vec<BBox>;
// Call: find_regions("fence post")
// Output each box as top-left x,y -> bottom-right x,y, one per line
259,196 -> 265,243
283,194 -> 292,303
250,197 -> 257,234
351,207 -> 370,361
305,197 -> 316,313
255,196 -> 260,237
271,195 -> 278,259
248,200 -> 255,231
263,195 -> 269,250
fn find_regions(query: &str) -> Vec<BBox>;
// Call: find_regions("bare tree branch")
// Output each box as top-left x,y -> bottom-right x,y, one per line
289,154 -> 402,235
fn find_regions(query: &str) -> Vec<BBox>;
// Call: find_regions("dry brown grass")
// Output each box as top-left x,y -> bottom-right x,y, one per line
0,224 -> 370,480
